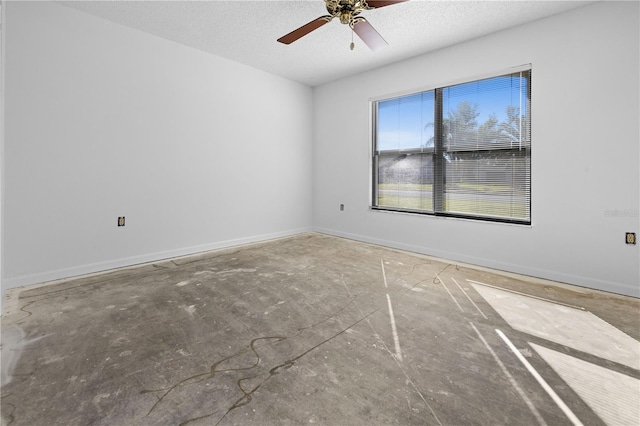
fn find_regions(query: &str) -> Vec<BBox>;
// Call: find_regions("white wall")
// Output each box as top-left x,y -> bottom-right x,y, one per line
2,1 -> 313,296
3,1 -> 638,307
313,1 -> 640,297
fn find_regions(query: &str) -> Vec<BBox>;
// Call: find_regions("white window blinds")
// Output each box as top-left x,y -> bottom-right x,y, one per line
373,69 -> 531,224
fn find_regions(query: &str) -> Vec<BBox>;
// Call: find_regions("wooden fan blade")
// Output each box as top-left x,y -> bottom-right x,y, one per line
353,19 -> 388,51
365,0 -> 409,9
277,16 -> 333,45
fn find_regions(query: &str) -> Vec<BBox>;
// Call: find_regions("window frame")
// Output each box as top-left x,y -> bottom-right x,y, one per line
370,66 -> 532,225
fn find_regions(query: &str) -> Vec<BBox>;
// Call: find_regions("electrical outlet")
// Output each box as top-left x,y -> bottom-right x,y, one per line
626,232 -> 636,245
340,204 -> 344,211
118,216 -> 125,227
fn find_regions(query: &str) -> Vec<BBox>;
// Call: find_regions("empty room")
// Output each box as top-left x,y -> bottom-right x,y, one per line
1,1 -> 638,425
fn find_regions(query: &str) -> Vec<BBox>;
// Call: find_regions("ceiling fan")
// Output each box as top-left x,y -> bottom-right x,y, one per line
277,0 -> 408,51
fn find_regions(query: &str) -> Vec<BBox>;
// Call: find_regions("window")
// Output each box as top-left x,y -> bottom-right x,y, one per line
372,68 -> 531,224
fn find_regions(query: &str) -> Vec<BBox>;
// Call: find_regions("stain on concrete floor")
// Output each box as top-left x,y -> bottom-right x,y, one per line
1,233 -> 639,425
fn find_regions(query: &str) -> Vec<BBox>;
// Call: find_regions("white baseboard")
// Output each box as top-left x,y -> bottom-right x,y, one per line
313,227 -> 639,299
3,226 -> 636,318
3,227 -> 312,294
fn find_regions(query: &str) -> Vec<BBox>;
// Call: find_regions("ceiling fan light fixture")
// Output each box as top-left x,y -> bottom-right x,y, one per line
277,0 -> 408,50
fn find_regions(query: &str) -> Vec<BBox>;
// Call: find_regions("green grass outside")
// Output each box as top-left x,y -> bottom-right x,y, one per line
379,195 -> 433,211
378,195 -> 528,219
454,182 -> 519,193
378,183 -> 433,191
379,182 -> 525,194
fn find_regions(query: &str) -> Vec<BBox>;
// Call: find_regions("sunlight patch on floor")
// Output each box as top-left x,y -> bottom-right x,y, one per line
530,343 -> 640,426
471,283 -> 640,370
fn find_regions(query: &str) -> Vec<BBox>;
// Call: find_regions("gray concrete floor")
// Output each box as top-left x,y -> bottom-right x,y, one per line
1,233 -> 639,425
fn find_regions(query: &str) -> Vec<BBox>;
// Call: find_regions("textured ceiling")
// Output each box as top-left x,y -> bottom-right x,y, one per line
59,0 -> 596,86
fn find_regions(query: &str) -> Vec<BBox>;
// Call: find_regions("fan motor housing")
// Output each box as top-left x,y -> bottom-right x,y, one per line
326,0 -> 365,25
277,0 -> 402,50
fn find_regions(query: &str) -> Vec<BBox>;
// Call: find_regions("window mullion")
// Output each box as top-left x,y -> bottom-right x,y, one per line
433,88 -> 444,213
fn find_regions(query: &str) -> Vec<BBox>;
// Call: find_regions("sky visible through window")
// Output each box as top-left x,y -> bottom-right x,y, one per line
377,74 -> 528,151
